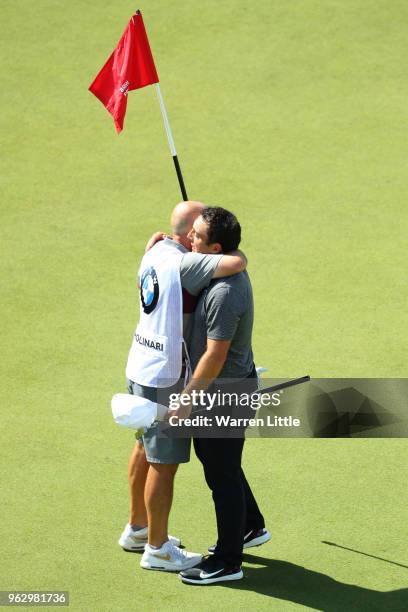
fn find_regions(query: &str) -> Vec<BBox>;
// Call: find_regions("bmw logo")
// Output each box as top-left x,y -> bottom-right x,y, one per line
140,267 -> 159,314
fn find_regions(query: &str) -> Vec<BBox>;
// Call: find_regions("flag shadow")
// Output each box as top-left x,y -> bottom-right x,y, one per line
220,553 -> 408,611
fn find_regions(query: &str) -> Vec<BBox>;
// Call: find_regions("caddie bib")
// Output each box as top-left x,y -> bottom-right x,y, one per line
125,240 -> 184,387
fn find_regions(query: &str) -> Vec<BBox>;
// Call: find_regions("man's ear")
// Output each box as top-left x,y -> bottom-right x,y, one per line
210,243 -> 222,254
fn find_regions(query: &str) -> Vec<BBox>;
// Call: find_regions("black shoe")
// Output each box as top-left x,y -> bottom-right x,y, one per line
179,555 -> 243,585
208,528 -> 271,554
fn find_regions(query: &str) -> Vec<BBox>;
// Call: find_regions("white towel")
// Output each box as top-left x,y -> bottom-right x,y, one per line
111,393 -> 168,430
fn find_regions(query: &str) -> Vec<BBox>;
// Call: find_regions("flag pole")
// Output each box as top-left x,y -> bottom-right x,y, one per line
154,82 -> 188,201
132,9 -> 187,200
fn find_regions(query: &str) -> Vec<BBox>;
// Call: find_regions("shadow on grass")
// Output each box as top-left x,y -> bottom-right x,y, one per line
220,553 -> 408,612
322,541 -> 408,570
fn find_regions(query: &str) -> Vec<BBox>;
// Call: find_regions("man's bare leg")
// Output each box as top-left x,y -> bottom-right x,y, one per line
144,463 -> 178,547
128,441 -> 149,527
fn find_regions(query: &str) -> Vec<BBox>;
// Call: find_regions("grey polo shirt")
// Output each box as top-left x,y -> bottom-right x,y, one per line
189,271 -> 255,379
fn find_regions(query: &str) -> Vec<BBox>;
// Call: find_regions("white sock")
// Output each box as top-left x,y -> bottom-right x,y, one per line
149,541 -> 168,550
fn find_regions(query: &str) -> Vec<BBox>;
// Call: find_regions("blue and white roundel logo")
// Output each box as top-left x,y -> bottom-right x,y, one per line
140,267 -> 159,314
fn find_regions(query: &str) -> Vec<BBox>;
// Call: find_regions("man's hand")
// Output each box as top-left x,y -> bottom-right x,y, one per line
166,394 -> 192,422
145,231 -> 167,252
171,339 -> 231,417
165,340 -> 230,426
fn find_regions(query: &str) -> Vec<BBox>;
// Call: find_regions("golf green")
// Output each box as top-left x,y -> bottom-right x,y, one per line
1,1 -> 407,610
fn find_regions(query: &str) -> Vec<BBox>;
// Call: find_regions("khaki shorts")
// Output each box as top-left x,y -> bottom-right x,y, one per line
127,378 -> 191,464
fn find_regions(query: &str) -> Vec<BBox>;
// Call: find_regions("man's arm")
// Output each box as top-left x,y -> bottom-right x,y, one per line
143,233 -> 247,291
169,284 -> 240,420
212,250 -> 247,278
181,251 -> 247,296
168,339 -> 231,420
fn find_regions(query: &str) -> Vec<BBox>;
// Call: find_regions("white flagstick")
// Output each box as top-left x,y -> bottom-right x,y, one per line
155,83 -> 188,200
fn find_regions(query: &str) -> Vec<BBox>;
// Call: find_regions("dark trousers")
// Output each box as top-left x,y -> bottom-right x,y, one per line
193,435 -> 265,567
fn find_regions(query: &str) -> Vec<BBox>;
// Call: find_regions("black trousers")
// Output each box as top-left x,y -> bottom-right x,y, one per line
193,435 -> 265,567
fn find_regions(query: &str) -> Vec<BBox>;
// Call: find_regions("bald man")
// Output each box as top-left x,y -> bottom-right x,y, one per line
119,201 -> 248,572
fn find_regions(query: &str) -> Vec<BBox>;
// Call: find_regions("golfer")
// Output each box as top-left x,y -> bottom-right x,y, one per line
118,201 -> 248,572
169,207 -> 270,585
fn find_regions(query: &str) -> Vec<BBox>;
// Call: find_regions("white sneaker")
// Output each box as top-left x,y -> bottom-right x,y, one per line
140,540 -> 202,572
118,524 -> 181,552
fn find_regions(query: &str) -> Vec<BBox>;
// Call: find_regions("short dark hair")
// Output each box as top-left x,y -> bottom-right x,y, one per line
201,207 -> 241,252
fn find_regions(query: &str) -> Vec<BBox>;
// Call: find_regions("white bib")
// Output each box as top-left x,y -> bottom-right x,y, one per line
125,240 -> 184,387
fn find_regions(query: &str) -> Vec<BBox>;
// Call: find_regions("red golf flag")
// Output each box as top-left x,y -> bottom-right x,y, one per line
89,12 -> 159,133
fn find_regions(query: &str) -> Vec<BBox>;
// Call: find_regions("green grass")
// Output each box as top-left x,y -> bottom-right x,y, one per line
1,1 -> 407,610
